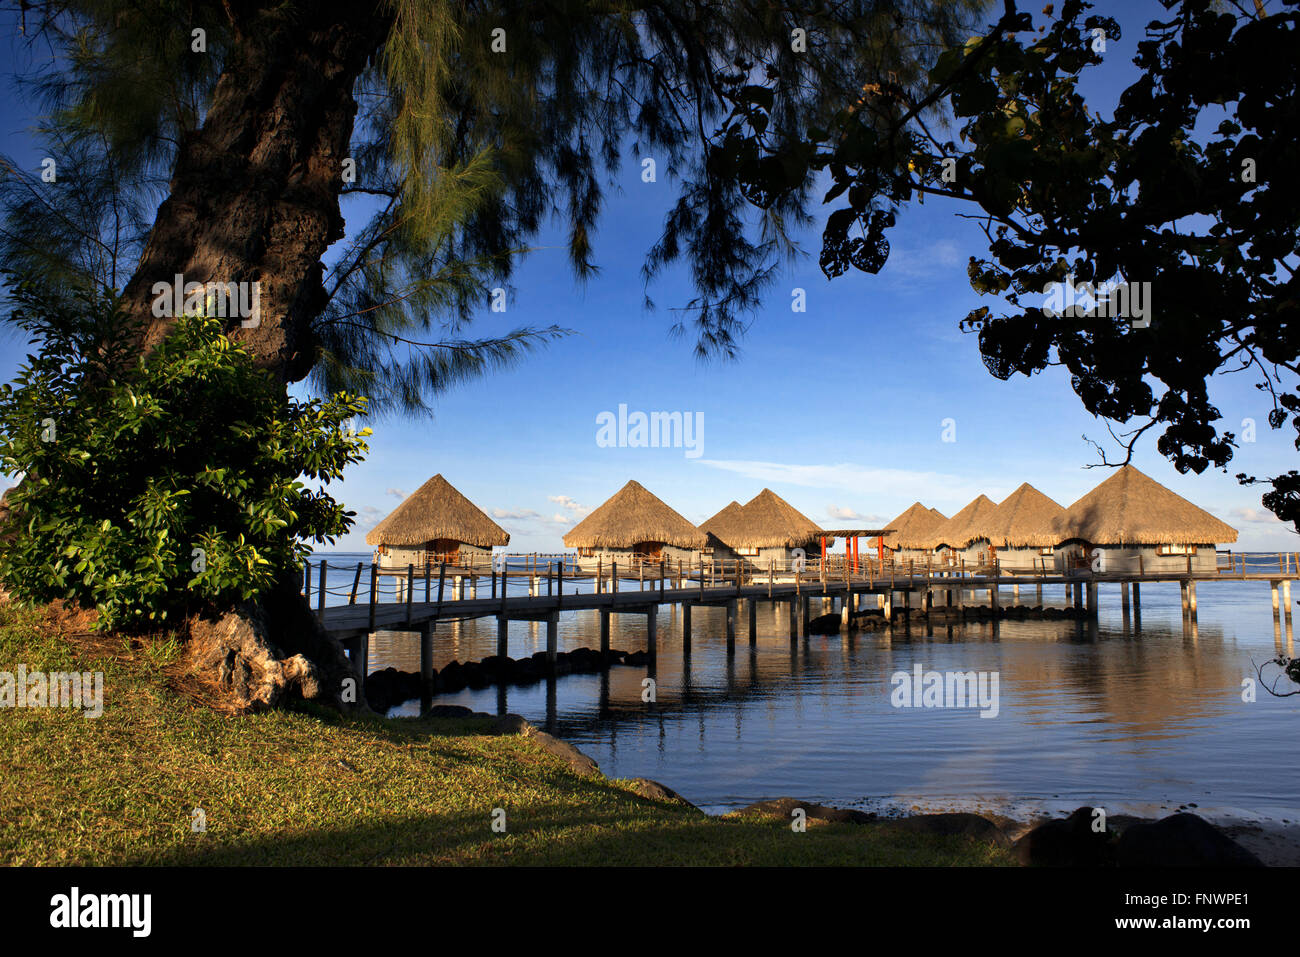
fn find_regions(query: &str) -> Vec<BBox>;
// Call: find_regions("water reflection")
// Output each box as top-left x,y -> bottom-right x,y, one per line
363,583 -> 1298,816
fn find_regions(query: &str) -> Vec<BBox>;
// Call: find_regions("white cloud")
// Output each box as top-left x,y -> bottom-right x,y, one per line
549,494 -> 591,517
385,487 -> 406,500
493,507 -> 540,520
827,505 -> 861,520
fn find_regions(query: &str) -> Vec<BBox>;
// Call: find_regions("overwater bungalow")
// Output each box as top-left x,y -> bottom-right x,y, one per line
962,482 -> 1066,572
365,473 -> 509,570
563,479 -> 706,569
1026,465 -> 1238,573
880,502 -> 949,566
700,500 -> 744,559
700,488 -> 826,572
923,494 -> 999,566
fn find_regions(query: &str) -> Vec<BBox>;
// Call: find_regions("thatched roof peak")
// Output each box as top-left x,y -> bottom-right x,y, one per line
882,501 -> 948,549
365,474 -> 509,547
967,483 -> 1065,548
733,488 -> 825,548
923,494 -> 999,548
562,480 -> 706,549
1026,465 -> 1238,547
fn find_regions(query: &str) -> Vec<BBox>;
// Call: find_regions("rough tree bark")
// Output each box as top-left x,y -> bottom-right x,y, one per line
117,0 -> 392,711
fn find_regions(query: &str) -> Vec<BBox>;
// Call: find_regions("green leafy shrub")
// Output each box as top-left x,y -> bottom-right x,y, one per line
0,279 -> 370,629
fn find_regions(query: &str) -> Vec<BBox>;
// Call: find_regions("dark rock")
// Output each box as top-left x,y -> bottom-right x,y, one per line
887,812 -> 1010,847
736,797 -> 876,825
1014,806 -> 1115,866
490,713 -> 532,735
1116,813 -> 1264,867
627,778 -> 701,811
422,704 -> 478,719
524,728 -> 601,777
807,613 -> 842,635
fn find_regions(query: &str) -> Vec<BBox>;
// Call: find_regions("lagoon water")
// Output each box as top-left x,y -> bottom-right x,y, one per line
312,552 -> 1300,821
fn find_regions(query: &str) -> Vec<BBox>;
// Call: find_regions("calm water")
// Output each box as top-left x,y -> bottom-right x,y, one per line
311,551 -> 1300,819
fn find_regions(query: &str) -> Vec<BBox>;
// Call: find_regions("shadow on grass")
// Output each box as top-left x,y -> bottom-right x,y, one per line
126,802 -> 1015,867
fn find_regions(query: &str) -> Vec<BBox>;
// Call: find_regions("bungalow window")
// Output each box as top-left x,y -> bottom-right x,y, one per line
736,546 -> 760,556
1039,547 -> 1054,555
1156,544 -> 1197,556
577,547 -> 595,558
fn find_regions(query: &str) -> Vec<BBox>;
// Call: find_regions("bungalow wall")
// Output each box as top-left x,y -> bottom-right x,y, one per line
376,541 -> 492,569
1037,542 -> 1219,574
572,544 -> 702,573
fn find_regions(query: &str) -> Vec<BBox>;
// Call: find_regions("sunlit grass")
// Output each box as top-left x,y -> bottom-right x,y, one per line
0,603 -> 1013,866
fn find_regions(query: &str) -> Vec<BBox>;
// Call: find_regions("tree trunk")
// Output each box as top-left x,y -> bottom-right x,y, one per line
116,1 -> 390,711
120,0 -> 390,383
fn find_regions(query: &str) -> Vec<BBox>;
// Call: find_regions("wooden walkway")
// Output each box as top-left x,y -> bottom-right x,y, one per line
308,556 -> 1300,680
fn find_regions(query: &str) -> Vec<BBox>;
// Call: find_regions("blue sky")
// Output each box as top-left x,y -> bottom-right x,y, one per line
2,0 -> 1296,552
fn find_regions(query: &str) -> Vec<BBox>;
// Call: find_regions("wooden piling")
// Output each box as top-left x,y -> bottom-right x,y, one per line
546,611 -> 559,667
599,608 -> 611,654
749,597 -> 758,644
349,562 -> 362,605
646,606 -> 658,656
420,622 -> 433,690
682,602 -> 692,644
317,560 -> 327,623
726,599 -> 737,650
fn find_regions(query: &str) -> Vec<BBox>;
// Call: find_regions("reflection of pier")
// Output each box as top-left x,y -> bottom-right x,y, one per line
306,556 -> 1296,683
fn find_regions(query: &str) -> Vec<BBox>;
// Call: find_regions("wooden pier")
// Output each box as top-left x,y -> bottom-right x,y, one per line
305,554 -> 1300,681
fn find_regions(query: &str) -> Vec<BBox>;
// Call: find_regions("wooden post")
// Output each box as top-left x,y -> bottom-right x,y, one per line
726,599 -> 737,649
1121,581 -> 1131,624
646,606 -> 658,657
749,597 -> 758,644
436,563 -> 447,615
304,560 -> 312,601
367,563 -> 377,632
1284,580 -> 1292,623
599,608 -> 611,654
1132,582 -> 1141,626
317,560 -> 327,622
1180,580 -> 1190,616
613,560 -> 619,595
789,597 -> 799,640
801,593 -> 810,635
497,615 -> 508,658
768,558 -> 774,598
349,562 -> 362,605
546,611 -> 559,668
597,557 -> 603,595
1272,580 -> 1281,617
405,563 -> 415,626
420,622 -> 433,691
557,558 -> 564,610
1086,580 -> 1098,619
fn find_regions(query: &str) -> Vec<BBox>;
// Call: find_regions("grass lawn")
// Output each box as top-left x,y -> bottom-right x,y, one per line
0,604 -> 1014,866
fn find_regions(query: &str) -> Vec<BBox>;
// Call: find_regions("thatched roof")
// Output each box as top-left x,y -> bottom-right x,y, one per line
365,474 -> 510,547
722,488 -> 825,548
882,502 -> 948,549
701,501 -> 745,548
562,480 -> 707,549
923,494 -> 999,548
965,483 -> 1065,548
1025,465 -> 1238,547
